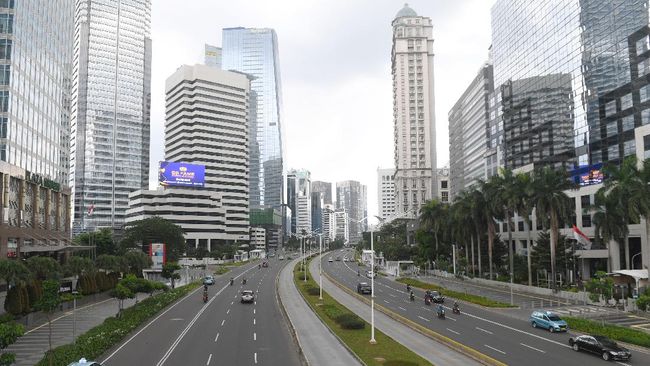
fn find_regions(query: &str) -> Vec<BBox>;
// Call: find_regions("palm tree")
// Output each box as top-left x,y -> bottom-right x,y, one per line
638,158 -> 650,267
494,168 -> 524,284
467,186 -> 487,277
593,190 -> 627,270
515,173 -> 535,286
478,177 -> 504,280
419,199 -> 446,259
453,191 -> 476,275
530,167 -> 577,289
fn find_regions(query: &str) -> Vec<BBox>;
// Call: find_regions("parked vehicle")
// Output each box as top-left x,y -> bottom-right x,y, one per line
279,255 -> 285,260
357,282 -> 372,295
530,311 -> 567,332
569,335 -> 631,361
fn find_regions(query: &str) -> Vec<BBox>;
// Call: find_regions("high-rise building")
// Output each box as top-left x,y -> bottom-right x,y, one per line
377,168 -> 396,221
437,167 -> 450,204
391,4 -> 438,217
126,65 -> 250,249
336,180 -> 367,244
322,203 -> 336,243
222,27 -> 284,211
0,0 -> 74,257
70,0 -> 152,232
287,169 -> 311,235
334,208 -> 349,244
448,63 -> 493,199
311,191 -> 323,234
204,44 -> 222,68
311,181 -> 332,205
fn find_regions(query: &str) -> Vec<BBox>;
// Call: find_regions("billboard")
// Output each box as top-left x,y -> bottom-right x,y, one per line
159,161 -> 205,187
570,163 -> 604,187
149,243 -> 166,269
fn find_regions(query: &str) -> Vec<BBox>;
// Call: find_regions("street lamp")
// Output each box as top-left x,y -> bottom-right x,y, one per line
631,252 -> 642,269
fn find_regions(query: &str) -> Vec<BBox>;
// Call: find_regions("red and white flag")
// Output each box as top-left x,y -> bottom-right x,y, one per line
87,204 -> 95,216
572,225 -> 591,250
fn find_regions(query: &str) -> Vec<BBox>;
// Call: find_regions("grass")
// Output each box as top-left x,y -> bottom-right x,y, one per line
227,259 -> 258,267
213,266 -> 230,275
396,278 -> 516,308
565,317 -> 650,349
294,259 -> 432,366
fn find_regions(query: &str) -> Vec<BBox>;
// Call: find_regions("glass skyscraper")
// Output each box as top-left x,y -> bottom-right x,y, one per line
70,0 -> 152,231
222,27 -> 284,210
0,0 -> 73,184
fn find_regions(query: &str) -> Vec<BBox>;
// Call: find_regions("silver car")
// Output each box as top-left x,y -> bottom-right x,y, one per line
241,290 -> 255,303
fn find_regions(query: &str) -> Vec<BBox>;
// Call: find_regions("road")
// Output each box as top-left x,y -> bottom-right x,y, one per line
323,248 -> 650,366
101,258 -> 301,366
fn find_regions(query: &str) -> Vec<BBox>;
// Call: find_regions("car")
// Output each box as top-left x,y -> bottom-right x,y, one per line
357,282 -> 372,295
530,311 -> 567,332
328,258 -> 333,263
365,270 -> 377,278
241,290 -> 255,303
203,276 -> 215,285
569,335 -> 631,361
279,255 -> 285,260
335,256 -> 341,261
67,358 -> 102,366
268,253 -> 275,258
426,290 -> 444,303
262,261 -> 269,268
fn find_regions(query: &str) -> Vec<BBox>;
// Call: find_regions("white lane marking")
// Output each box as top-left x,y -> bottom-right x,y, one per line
398,306 -> 407,311
253,318 -> 256,325
254,352 -> 258,364
616,362 -> 632,366
231,301 -> 234,305
226,309 -> 230,314
254,309 -> 256,314
389,293 -> 397,298
254,332 -> 257,341
221,319 -> 225,326
214,333 -> 219,342
206,353 -> 212,365
234,295 -> 237,299
25,298 -> 114,334
446,316 -> 457,321
383,300 -> 390,304
520,343 -> 545,353
417,315 -> 430,322
446,328 -> 460,335
476,327 -> 493,335
485,344 -> 506,355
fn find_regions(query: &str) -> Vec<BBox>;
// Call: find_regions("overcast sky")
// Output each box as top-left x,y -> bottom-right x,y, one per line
149,0 -> 494,224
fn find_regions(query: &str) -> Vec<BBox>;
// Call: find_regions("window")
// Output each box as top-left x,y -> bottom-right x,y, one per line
641,84 -> 650,103
608,144 -> 620,160
441,191 -> 448,203
644,135 -> 650,159
580,195 -> 590,209
605,100 -> 617,116
0,14 -> 12,34
518,221 -> 524,231
622,115 -> 635,132
0,64 -> 9,85
0,117 -> 5,138
582,214 -> 592,228
0,1 -> 14,9
0,91 -> 7,112
623,139 -> 636,157
621,94 -> 633,111
643,109 -> 650,125
0,39 -> 11,60
441,180 -> 448,189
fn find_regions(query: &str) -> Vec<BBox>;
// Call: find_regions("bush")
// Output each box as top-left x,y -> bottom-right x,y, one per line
26,280 -> 43,309
305,286 -> 320,296
637,295 -> 650,311
19,286 -> 30,314
335,313 -> 365,330
3,286 -> 23,316
321,304 -> 345,321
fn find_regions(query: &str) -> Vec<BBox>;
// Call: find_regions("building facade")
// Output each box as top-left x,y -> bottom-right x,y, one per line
204,44 -> 222,68
377,167 -> 396,221
448,63 -> 493,199
391,4 -> 438,217
311,191 -> 323,234
287,169 -> 311,236
311,181 -> 332,205
222,27 -> 284,211
70,0 -> 152,232
250,206 -> 282,250
322,203 -> 336,244
334,208 -> 349,244
336,180 -> 367,244
437,167 -> 450,204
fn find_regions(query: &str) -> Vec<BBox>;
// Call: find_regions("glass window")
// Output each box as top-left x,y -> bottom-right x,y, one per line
606,121 -> 618,136
581,195 -> 591,209
0,1 -> 14,9
0,39 -> 11,60
624,139 -> 636,157
621,94 -> 633,111
0,64 -> 9,85
642,109 -> 650,125
622,115 -> 635,132
608,145 -> 620,160
0,117 -> 5,138
0,14 -> 12,33
640,84 -> 650,103
605,100 -> 617,116
644,135 -> 650,159
582,214 -> 592,228
441,180 -> 448,189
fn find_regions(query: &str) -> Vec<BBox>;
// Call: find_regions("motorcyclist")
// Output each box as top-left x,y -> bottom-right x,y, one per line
203,287 -> 208,303
203,283 -> 208,291
259,264 -> 261,269
229,277 -> 234,286
357,270 -> 360,276
409,291 -> 415,302
406,284 -> 411,292
453,301 -> 459,310
243,278 -> 247,285
437,304 -> 444,315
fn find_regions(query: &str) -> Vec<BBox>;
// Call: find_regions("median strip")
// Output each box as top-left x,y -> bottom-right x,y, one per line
396,278 -> 516,308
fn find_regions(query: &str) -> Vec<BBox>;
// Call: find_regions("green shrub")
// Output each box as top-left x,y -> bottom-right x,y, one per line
305,286 -> 320,296
335,313 -> 365,330
0,313 -> 15,323
636,295 -> 650,311
26,280 -> 43,309
18,285 -> 30,314
565,317 -> 650,348
3,286 -> 23,316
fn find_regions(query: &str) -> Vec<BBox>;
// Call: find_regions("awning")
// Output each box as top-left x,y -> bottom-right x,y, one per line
609,269 -> 648,281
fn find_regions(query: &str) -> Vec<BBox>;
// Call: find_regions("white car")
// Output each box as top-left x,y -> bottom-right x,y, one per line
328,258 -> 333,263
241,290 -> 255,303
365,270 -> 377,279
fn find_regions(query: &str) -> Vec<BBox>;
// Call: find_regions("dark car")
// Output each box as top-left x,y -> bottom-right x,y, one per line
569,335 -> 631,361
426,290 -> 444,303
357,282 -> 372,295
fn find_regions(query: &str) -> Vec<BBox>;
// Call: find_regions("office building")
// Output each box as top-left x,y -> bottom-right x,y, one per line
448,63 -> 493,199
287,169 -> 311,235
126,65 -> 251,248
311,181 -> 333,205
437,167 -> 450,204
250,227 -> 266,250
334,208 -> 349,244
70,0 -> 152,232
250,206 -> 282,250
204,44 -> 222,68
377,168 -> 396,221
336,180 -> 367,244
222,27 -> 284,210
322,203 -> 336,244
0,1 -> 75,256
391,4 -> 438,217
311,191 -> 323,234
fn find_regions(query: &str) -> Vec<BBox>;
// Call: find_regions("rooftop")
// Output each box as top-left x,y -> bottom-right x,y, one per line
395,3 -> 417,18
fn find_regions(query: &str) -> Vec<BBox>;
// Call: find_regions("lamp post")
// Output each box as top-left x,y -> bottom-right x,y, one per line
631,252 -> 642,269
319,233 -> 323,300
72,290 -> 79,344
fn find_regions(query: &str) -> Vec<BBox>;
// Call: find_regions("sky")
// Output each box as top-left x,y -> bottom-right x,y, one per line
149,0 -> 494,225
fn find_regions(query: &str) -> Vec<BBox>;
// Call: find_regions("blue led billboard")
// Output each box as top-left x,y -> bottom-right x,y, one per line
159,161 -> 205,187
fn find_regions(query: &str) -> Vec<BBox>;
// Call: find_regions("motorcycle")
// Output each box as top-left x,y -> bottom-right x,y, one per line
203,290 -> 208,303
406,284 -> 411,293
243,278 -> 247,285
452,304 -> 460,314
437,308 -> 445,319
409,292 -> 415,302
229,278 -> 234,286
424,296 -> 432,306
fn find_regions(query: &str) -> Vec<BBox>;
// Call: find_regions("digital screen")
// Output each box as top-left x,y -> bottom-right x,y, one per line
159,161 -> 205,187
570,163 -> 604,187
149,243 -> 166,269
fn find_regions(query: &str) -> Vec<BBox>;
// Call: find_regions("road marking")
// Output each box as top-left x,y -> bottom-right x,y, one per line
254,309 -> 256,314
389,293 -> 397,298
206,354 -> 212,365
214,333 -> 219,342
616,362 -> 632,366
417,315 -> 430,322
383,300 -> 390,304
254,352 -> 258,364
520,343 -> 545,353
254,332 -> 257,341
476,327 -> 493,335
226,309 -> 230,314
26,298 -> 114,334
253,318 -> 256,325
446,316 -> 457,321
221,319 -> 225,326
231,301 -> 234,305
446,328 -> 460,335
398,306 -> 407,311
485,344 -> 506,355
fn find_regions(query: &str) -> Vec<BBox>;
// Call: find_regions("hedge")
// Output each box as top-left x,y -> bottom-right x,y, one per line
565,317 -> 650,349
34,281 -> 200,366
336,313 -> 365,329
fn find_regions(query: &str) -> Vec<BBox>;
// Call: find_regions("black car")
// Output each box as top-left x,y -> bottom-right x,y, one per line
569,335 -> 631,361
426,290 -> 444,303
357,282 -> 372,295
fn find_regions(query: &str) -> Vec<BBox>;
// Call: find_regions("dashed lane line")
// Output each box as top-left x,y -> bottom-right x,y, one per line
485,344 -> 507,355
520,343 -> 545,353
206,353 -> 212,365
446,328 -> 460,335
214,333 -> 219,342
417,315 -> 430,322
476,327 -> 493,335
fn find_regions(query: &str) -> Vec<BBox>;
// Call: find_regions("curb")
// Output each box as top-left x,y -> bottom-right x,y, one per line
294,258 -> 367,366
323,270 -> 506,366
275,259 -> 310,366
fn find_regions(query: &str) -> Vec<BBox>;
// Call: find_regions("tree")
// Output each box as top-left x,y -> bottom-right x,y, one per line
64,256 -> 94,279
419,199 -> 448,260
593,190 -> 627,269
73,228 -> 116,256
121,217 -> 185,261
514,173 -> 535,286
0,320 -> 24,366
531,232 -> 577,282
123,250 -> 153,277
25,257 -> 61,281
467,186 -> 487,277
530,167 -> 577,289
0,259 -> 30,288
112,283 -> 134,317
35,280 -> 60,366
95,254 -> 129,274
329,239 -> 344,250
478,177 -> 504,280
161,262 -> 181,288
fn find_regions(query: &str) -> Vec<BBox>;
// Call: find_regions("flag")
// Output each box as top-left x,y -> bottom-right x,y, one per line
572,225 -> 591,250
87,204 -> 95,216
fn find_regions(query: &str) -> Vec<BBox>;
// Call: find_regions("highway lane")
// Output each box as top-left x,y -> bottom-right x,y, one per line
102,258 -> 301,366
323,248 -> 650,366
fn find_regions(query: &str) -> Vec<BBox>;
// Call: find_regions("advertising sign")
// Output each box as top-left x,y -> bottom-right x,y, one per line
159,161 -> 205,187
149,243 -> 166,270
570,163 -> 604,187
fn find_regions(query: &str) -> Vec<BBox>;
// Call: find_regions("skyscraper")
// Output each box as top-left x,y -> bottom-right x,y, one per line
336,180 -> 367,244
204,44 -> 222,68
391,4 -> 437,217
70,0 -> 152,231
311,181 -> 333,205
287,169 -> 311,235
222,27 -> 284,211
377,168 -> 396,221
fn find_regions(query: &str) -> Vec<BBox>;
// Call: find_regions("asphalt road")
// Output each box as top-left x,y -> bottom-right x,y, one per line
101,258 -> 301,366
323,248 -> 650,366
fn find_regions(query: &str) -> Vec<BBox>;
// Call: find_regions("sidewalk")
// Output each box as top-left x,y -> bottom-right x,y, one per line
7,295 -> 139,366
310,257 -> 481,366
277,257 -> 361,366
